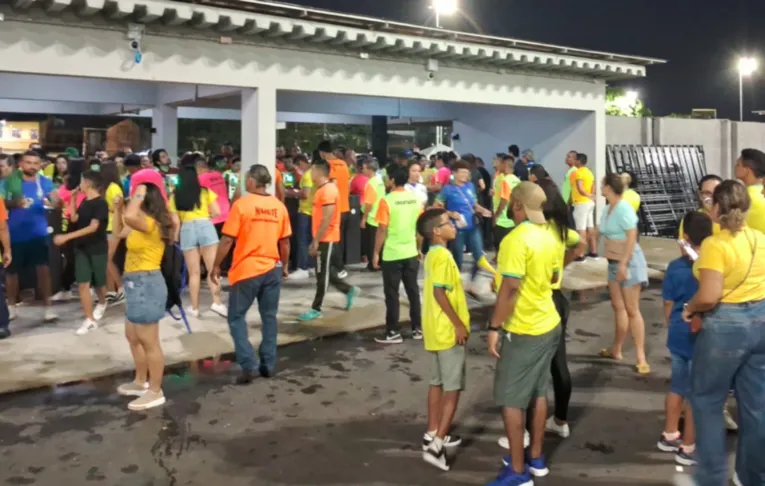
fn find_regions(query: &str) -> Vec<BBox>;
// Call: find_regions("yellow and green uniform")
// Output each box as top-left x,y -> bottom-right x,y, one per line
547,221 -> 580,290
560,166 -> 577,204
623,188 -> 641,213
364,175 -> 386,227
747,184 -> 765,234
298,169 -> 314,216
374,188 -> 421,262
495,220 -> 560,335
422,245 -> 470,351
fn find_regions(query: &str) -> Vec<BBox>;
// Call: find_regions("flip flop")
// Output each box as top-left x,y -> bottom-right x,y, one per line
598,349 -> 623,361
636,363 -> 651,375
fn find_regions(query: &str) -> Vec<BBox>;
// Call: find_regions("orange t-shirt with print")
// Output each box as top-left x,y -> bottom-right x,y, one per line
222,193 -> 292,285
312,182 -> 341,243
328,158 -> 350,213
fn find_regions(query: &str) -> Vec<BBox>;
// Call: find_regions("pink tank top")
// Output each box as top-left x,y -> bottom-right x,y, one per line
198,171 -> 229,225
58,185 -> 86,220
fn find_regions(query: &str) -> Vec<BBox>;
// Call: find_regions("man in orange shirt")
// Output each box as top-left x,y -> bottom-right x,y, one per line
212,165 -> 291,385
319,141 -> 351,267
0,198 -> 11,339
298,159 -> 360,322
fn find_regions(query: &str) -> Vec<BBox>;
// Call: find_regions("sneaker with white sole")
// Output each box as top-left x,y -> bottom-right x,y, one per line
127,389 -> 166,411
545,416 -> 570,438
9,306 -> 16,321
117,381 -> 149,396
75,319 -> 98,336
657,433 -> 682,452
93,303 -> 107,321
527,455 -> 549,477
210,302 -> 228,318
51,290 -> 72,302
289,269 -> 310,280
107,291 -> 126,306
43,307 -> 58,322
422,432 -> 462,451
375,331 -> 403,344
412,329 -> 423,340
498,430 -> 530,450
186,306 -> 200,318
675,447 -> 697,466
422,444 -> 450,471
337,269 -> 348,279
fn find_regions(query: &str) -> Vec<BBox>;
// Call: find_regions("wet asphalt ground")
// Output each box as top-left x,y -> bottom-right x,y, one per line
0,286 -> 737,486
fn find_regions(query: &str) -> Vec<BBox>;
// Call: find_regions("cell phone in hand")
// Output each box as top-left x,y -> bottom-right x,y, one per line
678,239 -> 699,261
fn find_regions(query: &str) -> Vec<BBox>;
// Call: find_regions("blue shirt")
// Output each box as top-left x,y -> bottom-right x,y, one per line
662,257 -> 698,359
599,199 -> 638,240
7,176 -> 55,243
437,182 -> 477,230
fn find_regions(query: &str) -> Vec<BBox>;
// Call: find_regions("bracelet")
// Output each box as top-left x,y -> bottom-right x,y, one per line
488,327 -> 501,332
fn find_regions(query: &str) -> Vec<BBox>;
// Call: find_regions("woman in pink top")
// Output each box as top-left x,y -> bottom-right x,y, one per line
197,159 -> 230,230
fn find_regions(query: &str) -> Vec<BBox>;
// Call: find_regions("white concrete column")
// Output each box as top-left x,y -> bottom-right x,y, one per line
722,120 -> 734,179
151,104 -> 178,163
593,107 -> 607,217
241,86 -> 277,193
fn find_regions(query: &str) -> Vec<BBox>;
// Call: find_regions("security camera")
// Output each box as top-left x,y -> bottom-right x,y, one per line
426,71 -> 436,80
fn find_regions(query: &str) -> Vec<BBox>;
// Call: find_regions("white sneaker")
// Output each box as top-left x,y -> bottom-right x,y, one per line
127,389 -> 166,411
723,406 -> 738,431
733,472 -> 743,486
75,319 -> 98,335
9,306 -> 16,321
498,430 -> 530,449
186,306 -> 200,318
51,290 -> 72,302
43,307 -> 58,322
337,269 -> 348,279
210,302 -> 228,318
545,416 -> 570,438
93,303 -> 107,321
289,269 -> 310,280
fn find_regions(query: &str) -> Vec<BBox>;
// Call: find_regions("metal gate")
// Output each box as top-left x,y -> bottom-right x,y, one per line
606,145 -> 707,237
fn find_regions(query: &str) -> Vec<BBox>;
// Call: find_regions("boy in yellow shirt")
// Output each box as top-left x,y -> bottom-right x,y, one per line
416,207 -> 470,472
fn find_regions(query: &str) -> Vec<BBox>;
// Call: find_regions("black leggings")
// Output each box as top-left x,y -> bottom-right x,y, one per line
551,289 -> 572,421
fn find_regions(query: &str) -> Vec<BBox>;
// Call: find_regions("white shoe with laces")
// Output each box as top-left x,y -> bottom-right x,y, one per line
93,303 -> 107,321
43,307 -> 58,322
51,290 -> 72,302
210,302 -> 228,318
186,306 -> 200,318
75,319 -> 98,336
498,430 -> 530,449
545,416 -> 571,438
289,269 -> 310,280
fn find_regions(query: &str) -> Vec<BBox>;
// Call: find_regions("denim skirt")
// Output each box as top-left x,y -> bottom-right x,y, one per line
124,270 -> 167,324
607,244 -> 649,288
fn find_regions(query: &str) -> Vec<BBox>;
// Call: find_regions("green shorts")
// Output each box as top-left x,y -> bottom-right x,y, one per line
428,345 -> 467,392
74,249 -> 108,288
493,325 -> 561,409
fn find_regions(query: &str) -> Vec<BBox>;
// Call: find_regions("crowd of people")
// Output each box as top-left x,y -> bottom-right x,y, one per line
0,139 -> 763,486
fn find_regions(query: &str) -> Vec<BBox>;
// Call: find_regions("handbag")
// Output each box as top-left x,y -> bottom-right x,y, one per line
454,183 -> 481,227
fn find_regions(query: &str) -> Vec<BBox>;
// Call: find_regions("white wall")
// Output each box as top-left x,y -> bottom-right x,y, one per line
606,116 -> 651,145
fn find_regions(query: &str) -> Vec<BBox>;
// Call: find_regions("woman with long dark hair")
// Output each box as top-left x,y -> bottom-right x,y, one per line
538,178 -> 583,438
169,154 -> 224,317
52,154 -> 68,188
100,161 -> 125,303
113,182 -> 172,411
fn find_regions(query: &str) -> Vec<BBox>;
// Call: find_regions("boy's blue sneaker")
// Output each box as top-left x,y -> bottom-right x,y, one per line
527,455 -> 549,477
485,465 -> 533,486
345,286 -> 360,310
298,309 -> 323,322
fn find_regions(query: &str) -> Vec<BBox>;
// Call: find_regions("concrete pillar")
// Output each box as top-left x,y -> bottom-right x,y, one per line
640,117 -> 653,145
723,120 -> 734,179
594,107 -> 607,217
241,86 -> 277,193
151,104 -> 178,162
371,115 -> 388,164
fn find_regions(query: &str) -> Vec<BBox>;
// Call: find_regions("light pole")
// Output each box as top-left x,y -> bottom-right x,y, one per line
432,0 -> 457,28
738,57 -> 758,121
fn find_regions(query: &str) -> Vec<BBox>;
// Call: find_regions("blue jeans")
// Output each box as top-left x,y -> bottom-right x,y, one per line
691,299 -> 765,486
452,226 -> 484,281
227,266 -> 282,374
297,213 -> 313,271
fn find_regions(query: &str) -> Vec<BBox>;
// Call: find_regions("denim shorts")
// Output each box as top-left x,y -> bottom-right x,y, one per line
607,245 -> 649,288
670,353 -> 692,397
124,271 -> 167,324
180,218 -> 219,252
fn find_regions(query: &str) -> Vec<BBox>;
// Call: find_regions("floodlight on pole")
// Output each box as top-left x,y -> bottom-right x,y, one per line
738,56 -> 758,121
432,0 -> 458,28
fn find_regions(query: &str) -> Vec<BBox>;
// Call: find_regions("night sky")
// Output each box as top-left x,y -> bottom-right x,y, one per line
285,0 -> 765,120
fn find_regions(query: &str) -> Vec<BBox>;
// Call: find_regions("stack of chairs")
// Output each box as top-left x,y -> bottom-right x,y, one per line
606,145 -> 707,237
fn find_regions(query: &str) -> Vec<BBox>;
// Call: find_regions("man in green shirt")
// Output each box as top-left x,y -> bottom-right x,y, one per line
360,159 -> 385,271
560,150 -> 578,205
373,167 -> 423,344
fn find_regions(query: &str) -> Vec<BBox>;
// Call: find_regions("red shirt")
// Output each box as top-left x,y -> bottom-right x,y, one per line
350,174 -> 368,197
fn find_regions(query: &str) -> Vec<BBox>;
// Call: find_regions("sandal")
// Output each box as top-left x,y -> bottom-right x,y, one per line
636,363 -> 651,375
598,349 -> 623,361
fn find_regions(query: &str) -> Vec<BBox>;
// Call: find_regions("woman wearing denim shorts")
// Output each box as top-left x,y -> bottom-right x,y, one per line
677,180 -> 765,486
113,182 -> 171,411
597,174 -> 650,374
169,154 -> 225,318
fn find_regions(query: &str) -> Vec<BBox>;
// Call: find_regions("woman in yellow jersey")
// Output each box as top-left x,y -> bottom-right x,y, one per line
538,179 -> 584,439
619,172 -> 641,213
598,174 -> 650,374
169,156 -> 224,318
679,180 -> 765,486
678,175 -> 722,238
113,182 -> 172,411
100,161 -> 125,303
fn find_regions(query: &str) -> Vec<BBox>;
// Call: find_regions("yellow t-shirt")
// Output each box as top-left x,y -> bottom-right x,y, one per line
547,222 -> 580,291
105,182 -> 123,232
422,245 -> 470,352
299,169 -> 314,215
571,166 -> 595,205
694,226 -> 765,303
678,209 -> 720,239
747,185 -> 765,234
168,189 -> 217,223
623,189 -> 641,212
495,221 -> 560,335
125,216 -> 164,273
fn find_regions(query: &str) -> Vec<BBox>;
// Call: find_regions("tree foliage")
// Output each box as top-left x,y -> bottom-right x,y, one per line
606,87 -> 652,117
